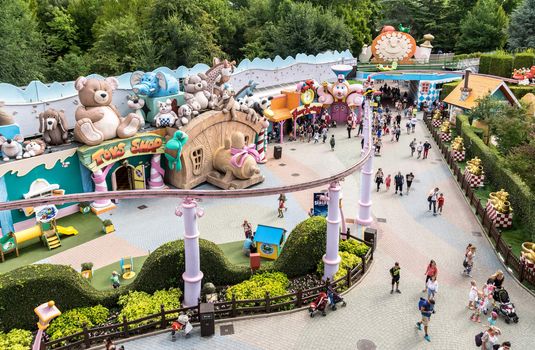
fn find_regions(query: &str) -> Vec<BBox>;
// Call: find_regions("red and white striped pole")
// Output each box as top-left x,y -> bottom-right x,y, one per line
256,118 -> 270,164
148,154 -> 166,189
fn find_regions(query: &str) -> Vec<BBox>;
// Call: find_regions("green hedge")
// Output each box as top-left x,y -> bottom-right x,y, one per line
47,305 -> 109,341
273,216 -> 327,278
456,115 -> 535,240
225,272 -> 290,305
508,85 -> 535,100
118,289 -> 181,327
479,53 -> 514,78
479,54 -> 492,74
513,52 -> 534,69
339,239 -> 370,258
0,329 -> 32,350
440,81 -> 460,100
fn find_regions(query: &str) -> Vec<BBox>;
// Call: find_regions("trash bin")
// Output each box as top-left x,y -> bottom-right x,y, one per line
199,303 -> 215,337
274,145 -> 282,159
364,227 -> 377,252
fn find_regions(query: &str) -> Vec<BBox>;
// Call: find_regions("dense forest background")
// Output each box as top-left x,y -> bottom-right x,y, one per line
0,0 -> 532,86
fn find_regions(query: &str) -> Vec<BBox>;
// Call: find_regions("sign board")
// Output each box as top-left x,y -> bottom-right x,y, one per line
35,205 -> 58,223
77,133 -> 165,172
313,192 -> 328,217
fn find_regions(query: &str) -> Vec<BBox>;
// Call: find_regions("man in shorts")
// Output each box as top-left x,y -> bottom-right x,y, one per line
389,262 -> 401,294
417,298 -> 435,342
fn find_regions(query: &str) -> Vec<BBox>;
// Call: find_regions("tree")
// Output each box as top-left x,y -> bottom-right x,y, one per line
507,142 -> 535,191
488,103 -> 532,155
0,0 -> 47,85
455,0 -> 508,53
508,0 -> 535,50
45,6 -> 79,57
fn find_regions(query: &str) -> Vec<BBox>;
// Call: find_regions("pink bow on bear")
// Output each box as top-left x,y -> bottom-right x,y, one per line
230,144 -> 261,168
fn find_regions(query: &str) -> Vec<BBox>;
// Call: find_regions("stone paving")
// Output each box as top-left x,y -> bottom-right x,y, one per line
113,114 -> 535,349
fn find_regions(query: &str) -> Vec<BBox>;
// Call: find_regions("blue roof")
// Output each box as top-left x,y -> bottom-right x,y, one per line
254,225 -> 286,246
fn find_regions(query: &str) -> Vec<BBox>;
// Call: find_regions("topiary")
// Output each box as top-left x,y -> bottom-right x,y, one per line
0,328 -> 32,350
339,239 -> 370,258
273,216 -> 327,278
46,305 -> 109,341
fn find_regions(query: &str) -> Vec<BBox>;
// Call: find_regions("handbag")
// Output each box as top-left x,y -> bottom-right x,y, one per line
463,259 -> 468,268
427,195 -> 432,202
475,332 -> 483,346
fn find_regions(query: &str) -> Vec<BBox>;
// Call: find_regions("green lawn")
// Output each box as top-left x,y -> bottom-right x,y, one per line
89,255 -> 148,291
217,241 -> 274,268
0,212 -> 103,274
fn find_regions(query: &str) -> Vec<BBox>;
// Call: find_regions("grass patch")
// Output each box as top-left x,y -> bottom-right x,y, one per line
218,241 -> 274,269
89,256 -> 148,291
0,213 -> 103,274
500,223 -> 529,258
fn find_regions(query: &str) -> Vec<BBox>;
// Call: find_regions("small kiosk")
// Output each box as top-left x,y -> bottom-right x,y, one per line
254,225 -> 286,260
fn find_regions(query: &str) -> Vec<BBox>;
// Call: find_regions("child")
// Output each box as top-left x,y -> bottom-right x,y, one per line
426,275 -> 438,300
468,280 -> 478,310
313,131 -> 319,143
470,291 -> 484,322
389,262 -> 401,294
487,311 -> 498,326
111,271 -> 120,289
385,174 -> 392,191
330,135 -> 335,151
437,193 -> 445,214
417,142 -> 423,159
277,200 -> 285,218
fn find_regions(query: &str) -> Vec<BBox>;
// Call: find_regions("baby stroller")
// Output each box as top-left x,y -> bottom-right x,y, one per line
493,288 -> 519,324
327,286 -> 347,310
171,313 -> 193,338
309,291 -> 328,317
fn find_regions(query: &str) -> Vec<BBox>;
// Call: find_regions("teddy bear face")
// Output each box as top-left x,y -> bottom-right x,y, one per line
185,75 -> 207,93
221,86 -> 234,100
158,100 -> 172,113
178,105 -> 192,117
40,110 -> 60,131
75,77 -> 118,107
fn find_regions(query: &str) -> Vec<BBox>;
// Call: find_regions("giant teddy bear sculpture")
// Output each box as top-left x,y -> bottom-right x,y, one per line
317,75 -> 364,107
74,76 -> 143,146
184,73 -> 213,112
130,71 -> 179,98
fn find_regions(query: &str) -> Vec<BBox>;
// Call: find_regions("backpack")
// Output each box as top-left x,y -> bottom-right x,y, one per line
475,332 -> 483,346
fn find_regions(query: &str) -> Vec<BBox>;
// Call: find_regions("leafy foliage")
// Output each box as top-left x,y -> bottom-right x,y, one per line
507,143 -> 535,191
225,272 -> 289,304
47,305 -> 109,340
513,52 -> 535,69
118,289 -> 181,326
488,104 -> 532,154
273,216 -> 327,278
316,251 -> 362,282
0,329 -> 32,350
508,0 -> 535,50
339,239 -> 370,258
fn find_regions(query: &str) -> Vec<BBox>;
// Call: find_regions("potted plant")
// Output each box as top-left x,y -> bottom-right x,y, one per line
103,219 -> 115,234
79,202 -> 91,214
80,262 -> 93,279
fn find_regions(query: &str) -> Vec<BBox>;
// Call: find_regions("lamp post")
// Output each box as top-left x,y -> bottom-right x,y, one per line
33,301 -> 61,350
356,99 -> 374,237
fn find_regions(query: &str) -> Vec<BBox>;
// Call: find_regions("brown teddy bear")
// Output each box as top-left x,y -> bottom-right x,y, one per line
215,84 -> 239,120
0,102 -> 15,126
39,108 -> 69,146
74,76 -> 142,146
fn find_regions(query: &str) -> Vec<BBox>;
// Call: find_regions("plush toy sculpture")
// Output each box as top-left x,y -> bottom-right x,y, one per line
154,99 -> 178,128
164,130 -> 188,171
74,76 -> 142,146
23,139 -> 46,158
0,102 -> 15,126
205,58 -> 236,97
236,80 -> 258,100
130,71 -> 179,97
0,134 -> 24,161
237,96 -> 259,122
317,76 -> 363,106
127,95 -> 146,127
177,105 -> 194,127
215,84 -> 238,120
184,73 -> 212,111
39,108 -> 69,146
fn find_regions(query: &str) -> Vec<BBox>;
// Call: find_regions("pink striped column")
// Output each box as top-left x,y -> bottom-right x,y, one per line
176,198 -> 204,307
91,167 -> 112,209
323,181 -> 342,281
256,119 -> 269,163
357,100 -> 374,230
148,154 -> 166,189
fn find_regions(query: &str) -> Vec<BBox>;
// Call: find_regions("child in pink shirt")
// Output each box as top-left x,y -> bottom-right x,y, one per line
385,174 -> 392,191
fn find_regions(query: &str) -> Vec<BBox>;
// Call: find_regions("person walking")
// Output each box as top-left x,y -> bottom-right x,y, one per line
357,119 -> 363,136
405,120 -> 411,134
110,271 -> 120,289
242,220 -> 252,239
394,171 -> 404,196
463,244 -> 476,277
423,260 -> 438,293
423,140 -> 431,159
437,193 -> 445,214
426,275 -> 438,300
374,137 -> 382,156
277,200 -> 286,218
321,127 -> 328,143
417,141 -> 423,159
330,135 -> 335,151
395,125 -> 401,142
406,172 -> 414,194
396,113 -> 402,125
390,262 -> 401,294
411,115 -> 417,133
347,122 -> 352,138
487,270 -> 505,290
428,188 -> 439,215
385,174 -> 392,191
375,168 -> 384,192
481,326 -> 502,350
416,297 -> 435,342
409,138 -> 416,157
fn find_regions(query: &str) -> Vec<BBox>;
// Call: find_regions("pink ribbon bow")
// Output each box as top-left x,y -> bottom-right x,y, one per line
230,144 -> 261,168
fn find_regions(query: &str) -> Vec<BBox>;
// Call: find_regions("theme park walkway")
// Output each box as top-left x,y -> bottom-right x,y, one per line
119,114 -> 535,349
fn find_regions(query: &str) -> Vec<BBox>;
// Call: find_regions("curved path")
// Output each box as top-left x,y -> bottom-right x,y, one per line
118,112 -> 535,349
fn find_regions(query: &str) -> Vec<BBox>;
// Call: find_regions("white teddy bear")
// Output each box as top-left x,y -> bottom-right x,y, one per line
177,104 -> 195,128
154,99 -> 178,127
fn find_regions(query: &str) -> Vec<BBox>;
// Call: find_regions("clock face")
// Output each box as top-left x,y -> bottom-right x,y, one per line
301,89 -> 315,105
260,243 -> 274,255
371,31 -> 416,62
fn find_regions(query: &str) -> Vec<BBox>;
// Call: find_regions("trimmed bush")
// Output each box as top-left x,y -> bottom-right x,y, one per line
273,216 -> 327,278
47,305 -> 109,341
488,53 -> 514,78
457,114 -> 535,240
440,81 -> 460,101
316,251 -> 362,282
513,52 -> 535,69
479,54 -> 492,74
118,289 -> 181,326
339,239 -> 370,258
0,329 -> 32,350
508,85 -> 535,99
225,272 -> 290,305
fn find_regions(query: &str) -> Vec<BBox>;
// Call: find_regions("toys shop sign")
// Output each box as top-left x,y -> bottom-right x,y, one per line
78,134 -> 165,171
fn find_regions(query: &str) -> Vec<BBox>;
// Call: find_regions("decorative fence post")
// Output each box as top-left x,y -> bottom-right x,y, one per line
122,316 -> 129,338
82,324 -> 90,349
176,198 -> 204,307
323,182 -> 342,281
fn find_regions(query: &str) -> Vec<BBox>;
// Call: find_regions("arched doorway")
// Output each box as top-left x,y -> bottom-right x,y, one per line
111,161 -> 146,191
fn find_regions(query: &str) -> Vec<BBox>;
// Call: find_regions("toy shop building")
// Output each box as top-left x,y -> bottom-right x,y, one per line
0,131 -> 166,235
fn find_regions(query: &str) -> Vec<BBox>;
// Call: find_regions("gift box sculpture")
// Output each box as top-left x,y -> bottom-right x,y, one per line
485,189 -> 513,228
464,157 -> 485,187
432,109 -> 442,128
440,121 -> 452,142
450,136 -> 465,161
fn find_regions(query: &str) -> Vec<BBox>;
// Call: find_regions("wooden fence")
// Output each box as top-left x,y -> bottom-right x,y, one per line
42,234 -> 374,349
424,116 -> 535,287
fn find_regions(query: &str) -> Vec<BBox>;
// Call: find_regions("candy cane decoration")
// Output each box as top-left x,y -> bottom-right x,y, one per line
256,118 -> 270,164
91,165 -> 114,208
148,154 -> 166,189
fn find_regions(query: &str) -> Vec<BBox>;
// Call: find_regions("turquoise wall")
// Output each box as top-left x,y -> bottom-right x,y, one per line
4,155 -> 84,223
492,88 -> 507,101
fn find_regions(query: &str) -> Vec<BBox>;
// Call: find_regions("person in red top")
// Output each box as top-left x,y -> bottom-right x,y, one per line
437,193 -> 445,214
423,260 -> 438,293
385,174 -> 392,191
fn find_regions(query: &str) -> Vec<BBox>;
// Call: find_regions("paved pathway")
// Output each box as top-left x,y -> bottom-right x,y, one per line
117,114 -> 535,349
